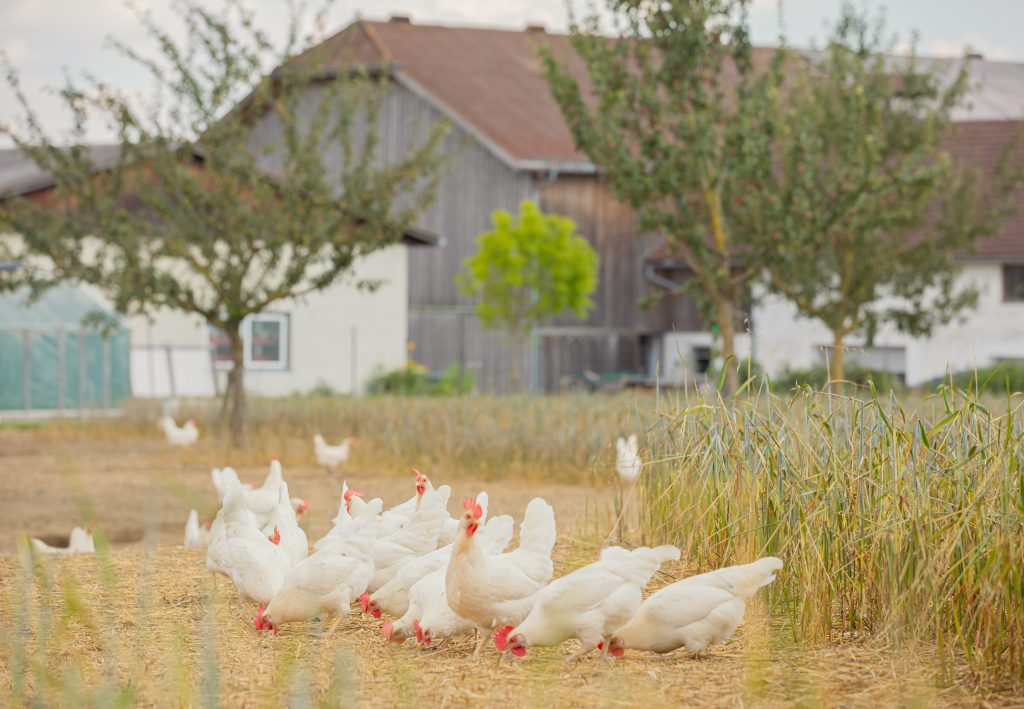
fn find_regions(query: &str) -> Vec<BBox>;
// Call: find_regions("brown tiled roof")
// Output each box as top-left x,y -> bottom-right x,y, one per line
302,20 -> 792,168
646,120 -> 1024,262
297,20 -> 593,165
945,120 -> 1024,260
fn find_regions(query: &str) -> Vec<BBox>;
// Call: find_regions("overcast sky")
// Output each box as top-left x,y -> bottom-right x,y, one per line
2,0 -> 1022,145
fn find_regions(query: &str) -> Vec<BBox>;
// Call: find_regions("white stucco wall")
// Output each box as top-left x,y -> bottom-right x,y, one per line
127,244 -> 409,396
753,262 -> 1024,385
656,331 -> 753,386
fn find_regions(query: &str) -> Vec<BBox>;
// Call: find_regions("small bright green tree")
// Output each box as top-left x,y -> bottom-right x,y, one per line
760,6 -> 1024,389
457,200 -> 598,388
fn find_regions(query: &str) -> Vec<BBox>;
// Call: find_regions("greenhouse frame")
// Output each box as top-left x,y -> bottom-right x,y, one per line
0,282 -> 130,417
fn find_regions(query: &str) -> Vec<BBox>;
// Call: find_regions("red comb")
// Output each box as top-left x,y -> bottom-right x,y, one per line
413,619 -> 426,645
493,625 -> 514,651
462,497 -> 483,519
268,526 -> 280,545
413,468 -> 427,482
359,592 -> 370,614
344,488 -> 363,502
381,621 -> 395,641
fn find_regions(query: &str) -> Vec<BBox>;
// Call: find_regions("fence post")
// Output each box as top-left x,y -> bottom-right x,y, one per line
22,330 -> 31,412
165,345 -> 176,398
78,328 -> 86,415
57,329 -> 66,411
102,337 -> 111,411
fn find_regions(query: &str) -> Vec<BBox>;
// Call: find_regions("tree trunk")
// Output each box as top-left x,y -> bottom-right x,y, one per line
716,295 -> 738,397
226,329 -> 246,447
829,331 -> 845,394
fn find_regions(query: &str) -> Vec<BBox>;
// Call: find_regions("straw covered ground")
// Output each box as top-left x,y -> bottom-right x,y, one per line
0,398 -> 1021,707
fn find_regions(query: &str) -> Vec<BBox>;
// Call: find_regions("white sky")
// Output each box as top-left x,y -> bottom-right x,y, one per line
1,0 -> 1022,145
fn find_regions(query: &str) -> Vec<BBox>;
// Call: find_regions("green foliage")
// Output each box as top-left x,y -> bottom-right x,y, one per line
944,362 -> 1024,395
367,361 -> 474,396
758,5 -> 1024,380
457,200 -> 598,341
542,0 -> 786,394
773,363 -> 905,393
0,1 -> 449,442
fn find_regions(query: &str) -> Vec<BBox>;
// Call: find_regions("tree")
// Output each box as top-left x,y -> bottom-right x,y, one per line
457,200 -> 598,388
0,1 -> 449,443
542,0 -> 785,396
760,6 -> 1024,390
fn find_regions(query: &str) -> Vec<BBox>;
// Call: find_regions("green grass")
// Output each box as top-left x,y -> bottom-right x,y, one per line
639,384 -> 1024,689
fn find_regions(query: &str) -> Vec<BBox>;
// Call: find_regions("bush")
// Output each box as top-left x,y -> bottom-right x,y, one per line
773,363 -> 904,393
367,361 -> 474,396
944,362 -> 1024,394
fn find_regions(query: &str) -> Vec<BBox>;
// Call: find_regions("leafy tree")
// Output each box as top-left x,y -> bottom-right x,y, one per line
457,200 -> 598,388
0,1 -> 449,443
760,6 -> 1024,389
542,0 -> 785,396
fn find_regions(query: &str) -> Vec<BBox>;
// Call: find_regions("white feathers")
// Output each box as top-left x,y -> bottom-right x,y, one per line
161,416 -> 199,447
615,434 -> 642,483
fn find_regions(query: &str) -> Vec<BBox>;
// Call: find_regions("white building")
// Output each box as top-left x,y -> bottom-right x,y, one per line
0,147 -> 438,399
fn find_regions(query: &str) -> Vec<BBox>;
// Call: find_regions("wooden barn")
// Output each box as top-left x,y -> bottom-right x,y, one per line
290,16 -> 703,392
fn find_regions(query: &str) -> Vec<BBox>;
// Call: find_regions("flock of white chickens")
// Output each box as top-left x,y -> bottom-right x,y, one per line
35,418 -> 784,663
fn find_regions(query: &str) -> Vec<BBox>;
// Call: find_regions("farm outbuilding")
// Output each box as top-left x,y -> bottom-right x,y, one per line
0,282 -> 130,415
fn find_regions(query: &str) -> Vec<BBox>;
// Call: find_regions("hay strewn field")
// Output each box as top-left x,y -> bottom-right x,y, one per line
1,391 -> 1022,707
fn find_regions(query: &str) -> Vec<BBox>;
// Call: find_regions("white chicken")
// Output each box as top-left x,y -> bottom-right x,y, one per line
260,482 -> 308,566
313,434 -> 356,473
365,492 -> 494,619
313,483 -> 383,552
606,556 -> 783,657
494,544 -> 680,662
445,496 -> 556,659
364,485 -> 450,594
615,434 -> 642,484
161,415 -> 199,447
183,509 -> 210,548
212,463 -> 308,519
211,467 -> 244,501
381,513 -> 515,646
257,537 -> 375,635
205,481 -> 291,603
31,524 -> 96,554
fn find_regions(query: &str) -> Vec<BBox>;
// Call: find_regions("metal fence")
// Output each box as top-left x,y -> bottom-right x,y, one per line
0,326 -> 130,418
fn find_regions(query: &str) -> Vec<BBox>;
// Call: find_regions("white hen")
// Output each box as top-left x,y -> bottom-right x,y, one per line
364,485 -> 450,594
31,525 -> 96,554
615,434 -> 642,484
382,512 -> 515,646
257,537 -> 375,635
183,509 -> 210,548
313,484 -> 383,552
260,482 -> 308,566
495,544 -> 680,662
205,481 -> 291,603
608,557 -> 783,656
313,434 -> 356,473
445,496 -> 556,659
366,492 -> 492,619
161,416 -> 199,447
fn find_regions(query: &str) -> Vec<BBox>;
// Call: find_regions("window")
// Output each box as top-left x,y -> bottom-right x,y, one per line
209,314 -> 289,371
692,346 -> 712,374
1003,265 -> 1024,302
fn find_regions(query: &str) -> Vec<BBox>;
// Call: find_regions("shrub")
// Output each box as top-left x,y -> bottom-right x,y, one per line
773,363 -> 904,393
367,361 -> 474,396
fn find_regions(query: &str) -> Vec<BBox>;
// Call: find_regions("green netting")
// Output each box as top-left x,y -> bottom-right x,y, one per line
0,284 -> 130,412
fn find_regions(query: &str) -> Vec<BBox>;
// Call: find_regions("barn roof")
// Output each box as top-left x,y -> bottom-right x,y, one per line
0,145 -> 122,199
299,18 -> 1024,172
0,146 -> 440,247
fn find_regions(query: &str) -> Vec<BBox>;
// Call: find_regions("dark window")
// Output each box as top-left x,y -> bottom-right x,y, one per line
1004,265 -> 1024,302
693,346 -> 712,374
